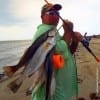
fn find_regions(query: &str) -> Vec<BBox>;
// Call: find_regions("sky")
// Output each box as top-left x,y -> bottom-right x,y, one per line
0,0 -> 100,41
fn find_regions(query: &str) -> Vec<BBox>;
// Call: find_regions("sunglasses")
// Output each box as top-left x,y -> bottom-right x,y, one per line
45,11 -> 59,16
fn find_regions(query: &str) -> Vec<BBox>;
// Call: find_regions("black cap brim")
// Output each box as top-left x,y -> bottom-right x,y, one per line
49,4 -> 62,11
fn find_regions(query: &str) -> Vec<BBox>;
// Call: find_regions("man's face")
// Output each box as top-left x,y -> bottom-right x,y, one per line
41,11 -> 59,26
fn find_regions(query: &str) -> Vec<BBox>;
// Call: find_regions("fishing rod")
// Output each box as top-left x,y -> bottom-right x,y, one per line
82,32 -> 100,62
57,13 -> 100,62
55,10 -> 100,62
44,0 -> 100,99
59,22 -> 100,62
83,43 -> 100,62
57,8 -> 100,99
44,0 -> 100,59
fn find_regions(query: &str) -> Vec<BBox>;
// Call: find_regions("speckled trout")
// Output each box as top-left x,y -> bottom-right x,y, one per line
3,28 -> 55,77
7,28 -> 57,93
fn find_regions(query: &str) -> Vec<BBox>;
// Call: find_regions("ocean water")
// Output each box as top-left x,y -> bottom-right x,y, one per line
0,40 -> 31,72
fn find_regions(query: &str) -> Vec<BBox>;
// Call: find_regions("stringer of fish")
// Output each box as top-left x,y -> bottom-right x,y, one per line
7,28 -> 57,94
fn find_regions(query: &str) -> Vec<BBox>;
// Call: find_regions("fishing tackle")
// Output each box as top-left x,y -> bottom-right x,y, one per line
44,0 -> 100,62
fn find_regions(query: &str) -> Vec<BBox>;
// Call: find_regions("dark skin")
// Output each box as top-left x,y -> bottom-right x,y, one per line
41,12 -> 59,26
62,20 -> 83,54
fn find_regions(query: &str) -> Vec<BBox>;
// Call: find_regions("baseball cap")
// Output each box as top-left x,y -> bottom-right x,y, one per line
41,3 -> 62,15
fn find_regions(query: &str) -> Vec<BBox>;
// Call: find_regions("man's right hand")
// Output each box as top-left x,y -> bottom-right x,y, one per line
81,37 -> 90,47
62,19 -> 73,32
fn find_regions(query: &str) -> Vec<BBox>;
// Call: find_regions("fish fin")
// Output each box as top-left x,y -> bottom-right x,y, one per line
7,75 -> 25,93
26,89 -> 32,96
7,79 -> 22,93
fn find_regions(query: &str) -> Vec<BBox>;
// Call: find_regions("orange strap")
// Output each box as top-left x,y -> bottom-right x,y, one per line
52,54 -> 64,69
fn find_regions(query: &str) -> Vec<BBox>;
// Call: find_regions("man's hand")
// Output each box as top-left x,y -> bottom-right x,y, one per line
62,19 -> 73,32
81,33 -> 91,47
73,32 -> 83,42
81,37 -> 90,47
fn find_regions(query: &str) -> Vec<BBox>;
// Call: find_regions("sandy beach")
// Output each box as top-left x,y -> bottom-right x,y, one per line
0,38 -> 100,100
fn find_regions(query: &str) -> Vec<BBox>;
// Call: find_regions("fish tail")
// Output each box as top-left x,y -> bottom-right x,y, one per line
3,50 -> 29,77
27,79 -> 44,96
26,67 -> 45,96
3,47 -> 34,78
7,75 -> 25,93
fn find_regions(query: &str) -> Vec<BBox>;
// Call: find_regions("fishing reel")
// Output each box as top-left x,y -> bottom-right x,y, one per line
81,32 -> 91,47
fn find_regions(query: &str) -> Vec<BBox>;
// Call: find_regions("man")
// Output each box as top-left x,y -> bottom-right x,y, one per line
31,3 -> 78,100
3,2 -> 89,100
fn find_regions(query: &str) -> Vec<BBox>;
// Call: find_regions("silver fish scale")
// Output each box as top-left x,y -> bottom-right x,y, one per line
23,29 -> 57,77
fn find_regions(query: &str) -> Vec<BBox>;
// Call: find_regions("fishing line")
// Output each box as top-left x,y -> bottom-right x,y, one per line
57,25 -> 63,31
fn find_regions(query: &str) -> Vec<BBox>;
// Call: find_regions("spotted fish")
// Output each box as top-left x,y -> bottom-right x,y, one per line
7,28 -> 57,93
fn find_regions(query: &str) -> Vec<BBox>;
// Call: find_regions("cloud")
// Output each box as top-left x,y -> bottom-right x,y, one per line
0,0 -> 44,40
58,0 -> 100,35
0,25 -> 33,40
8,0 -> 44,19
0,0 -> 100,41
0,25 -> 24,34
